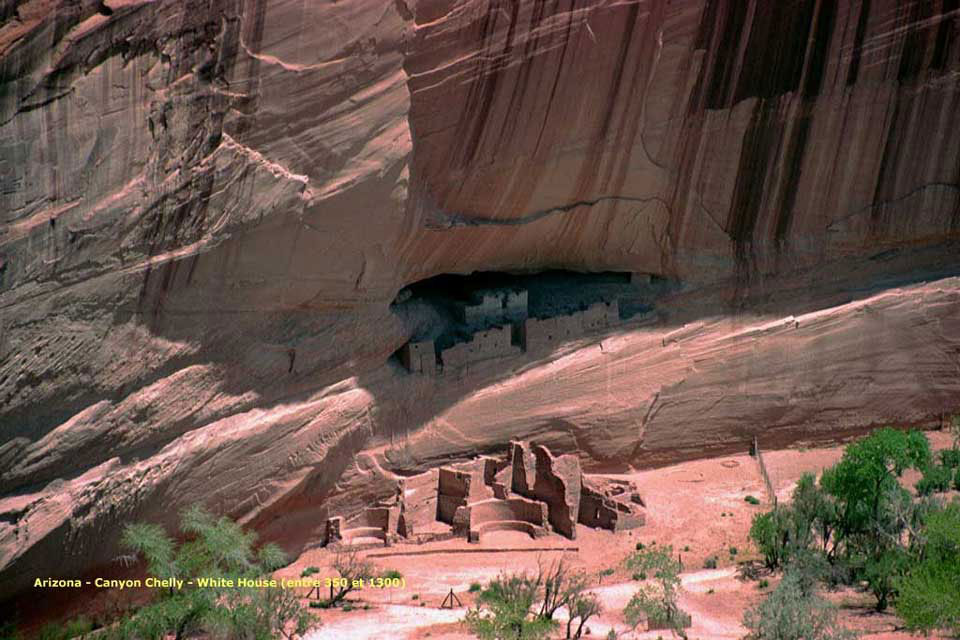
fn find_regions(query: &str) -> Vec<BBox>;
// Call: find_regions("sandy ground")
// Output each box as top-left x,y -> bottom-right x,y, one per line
287,430 -> 957,640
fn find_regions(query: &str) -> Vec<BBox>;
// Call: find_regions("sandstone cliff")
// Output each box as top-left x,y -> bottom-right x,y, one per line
1,0 -> 959,610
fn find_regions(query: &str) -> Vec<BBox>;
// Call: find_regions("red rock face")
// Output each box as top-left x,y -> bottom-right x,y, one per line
402,0 -> 960,281
0,0 -> 958,613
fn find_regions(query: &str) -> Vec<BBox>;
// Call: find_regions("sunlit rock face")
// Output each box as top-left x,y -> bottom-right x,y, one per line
1,0 -> 958,607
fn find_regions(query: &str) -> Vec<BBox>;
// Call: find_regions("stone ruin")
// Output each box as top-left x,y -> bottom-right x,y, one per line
458,289 -> 529,329
322,441 -> 645,548
398,287 -> 622,375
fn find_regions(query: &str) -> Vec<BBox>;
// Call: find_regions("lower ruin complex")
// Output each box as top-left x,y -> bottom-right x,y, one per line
322,441 -> 644,548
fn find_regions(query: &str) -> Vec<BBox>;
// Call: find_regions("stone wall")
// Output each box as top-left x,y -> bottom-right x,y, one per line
520,301 -> 620,351
578,481 -> 645,532
510,441 -> 582,539
398,340 -> 437,374
436,467 -> 471,524
468,496 -> 548,528
439,325 -> 518,371
459,288 -> 529,329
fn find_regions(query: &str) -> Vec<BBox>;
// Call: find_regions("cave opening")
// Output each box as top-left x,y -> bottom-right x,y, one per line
391,269 -> 667,369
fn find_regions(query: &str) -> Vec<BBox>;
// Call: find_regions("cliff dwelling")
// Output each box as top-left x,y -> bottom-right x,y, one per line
391,270 -> 663,375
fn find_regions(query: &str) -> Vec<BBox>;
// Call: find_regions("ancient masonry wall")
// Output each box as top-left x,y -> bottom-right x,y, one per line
460,289 -> 529,329
520,301 -> 619,352
510,441 -> 582,539
578,484 -> 645,531
398,340 -> 437,374
467,496 -> 548,528
439,325 -> 518,371
436,467 -> 472,524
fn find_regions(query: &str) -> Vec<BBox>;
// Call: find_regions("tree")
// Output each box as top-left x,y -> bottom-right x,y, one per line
623,546 -> 689,638
896,500 -> 960,636
534,557 -> 589,621
743,572 -> 857,640
790,473 -> 838,557
324,549 -> 376,606
117,505 -> 318,640
565,591 -> 601,640
464,573 -> 556,640
820,428 -> 929,543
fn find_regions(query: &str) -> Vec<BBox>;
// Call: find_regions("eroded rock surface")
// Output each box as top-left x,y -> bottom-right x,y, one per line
1,0 -> 959,610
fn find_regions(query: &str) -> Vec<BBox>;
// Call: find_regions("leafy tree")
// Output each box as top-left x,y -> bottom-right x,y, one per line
896,500 -> 960,636
915,464 -> 952,496
820,428 -> 929,543
750,509 -> 792,570
116,505 -> 317,640
743,571 -> 857,640
624,546 -> 689,638
791,473 -> 838,557
464,573 -> 556,640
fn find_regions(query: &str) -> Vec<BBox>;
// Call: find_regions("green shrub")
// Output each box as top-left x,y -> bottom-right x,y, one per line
939,448 -> 960,469
683,546 -> 690,552
955,467 -> 960,491
704,556 -> 718,569
895,501 -> 960,636
469,582 -> 482,592
36,616 -> 96,640
635,542 -> 645,551
301,566 -> 320,577
730,547 -> 738,556
743,571 -> 856,640
411,594 -> 419,600
632,572 -> 647,581
745,495 -> 761,505
916,464 -> 952,496
757,579 -> 769,589
342,603 -> 354,612
382,569 -> 403,580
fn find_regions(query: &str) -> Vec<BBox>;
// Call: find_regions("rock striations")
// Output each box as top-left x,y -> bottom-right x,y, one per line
1,0 -> 959,610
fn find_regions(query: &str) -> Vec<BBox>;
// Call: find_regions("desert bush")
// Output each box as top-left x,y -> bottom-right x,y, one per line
915,464 -> 952,496
624,546 -> 689,639
895,500 -> 960,636
36,618 -> 95,640
745,495 -> 761,505
464,573 -> 556,640
939,448 -> 960,469
703,556 -> 717,569
469,582 -> 483,592
743,572 -> 857,640
115,505 -> 317,640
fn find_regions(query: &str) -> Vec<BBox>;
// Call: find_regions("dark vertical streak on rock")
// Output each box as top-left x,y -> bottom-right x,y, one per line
727,100 -> 781,270
931,0 -> 958,70
898,1 -> 931,83
846,0 -> 871,86
532,0 -> 577,156
803,1 -> 837,98
703,0 -> 749,109
734,0 -> 817,104
870,98 -> 902,233
573,2 -> 639,199
457,0 -> 518,170
235,0 -> 268,137
774,114 -> 810,248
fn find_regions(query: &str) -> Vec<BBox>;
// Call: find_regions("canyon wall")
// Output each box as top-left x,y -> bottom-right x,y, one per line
1,0 -> 959,610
